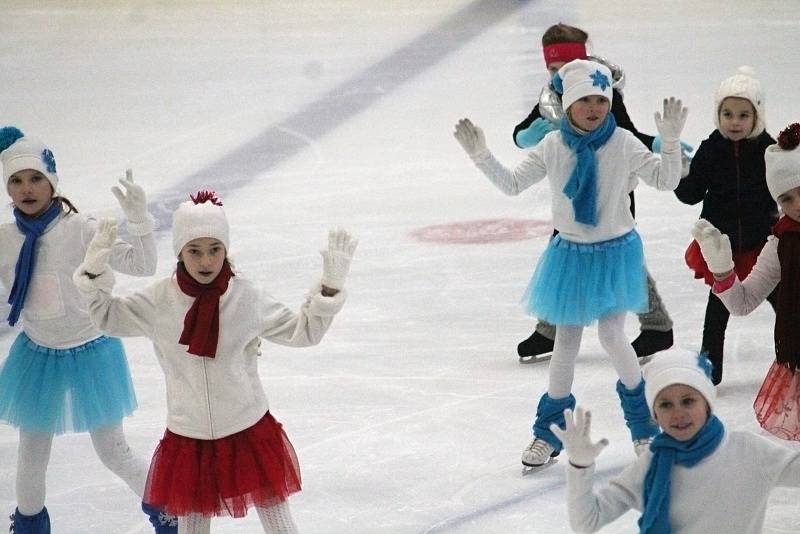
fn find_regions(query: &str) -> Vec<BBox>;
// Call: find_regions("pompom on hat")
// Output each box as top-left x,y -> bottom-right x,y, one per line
765,122 -> 800,201
0,126 -> 60,194
714,66 -> 765,139
172,190 -> 229,256
553,59 -> 613,114
643,348 -> 716,416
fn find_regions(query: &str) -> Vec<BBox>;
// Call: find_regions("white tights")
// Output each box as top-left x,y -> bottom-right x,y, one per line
547,313 -> 642,399
16,424 -> 148,516
177,501 -> 299,534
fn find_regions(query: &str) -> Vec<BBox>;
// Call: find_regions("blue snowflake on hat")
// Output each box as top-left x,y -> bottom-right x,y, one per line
41,148 -> 56,173
590,69 -> 610,91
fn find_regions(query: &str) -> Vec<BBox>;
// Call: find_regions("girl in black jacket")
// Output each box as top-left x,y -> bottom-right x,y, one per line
676,66 -> 778,384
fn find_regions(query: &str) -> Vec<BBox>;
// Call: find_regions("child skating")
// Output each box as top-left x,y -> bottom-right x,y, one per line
454,59 -> 688,467
0,127 -> 173,533
74,190 -> 356,533
555,349 -> 800,533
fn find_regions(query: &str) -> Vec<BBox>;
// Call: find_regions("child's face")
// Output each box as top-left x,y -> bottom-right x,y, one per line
180,237 -> 226,284
777,185 -> 800,223
718,97 -> 756,141
567,96 -> 610,132
547,61 -> 567,79
6,169 -> 54,218
653,384 -> 710,441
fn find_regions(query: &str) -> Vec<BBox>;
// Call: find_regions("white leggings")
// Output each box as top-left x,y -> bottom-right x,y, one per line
16,424 -> 148,516
178,501 -> 299,534
547,313 -> 642,398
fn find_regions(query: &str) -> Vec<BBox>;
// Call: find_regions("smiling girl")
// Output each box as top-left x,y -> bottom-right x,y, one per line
454,59 -> 688,468
73,191 -> 356,533
553,349 -> 800,533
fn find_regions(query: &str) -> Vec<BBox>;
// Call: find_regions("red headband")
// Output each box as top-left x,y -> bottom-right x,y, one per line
542,42 -> 587,67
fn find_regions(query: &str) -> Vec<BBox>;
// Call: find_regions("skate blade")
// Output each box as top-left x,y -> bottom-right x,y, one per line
637,355 -> 654,366
521,457 -> 557,475
518,353 -> 552,364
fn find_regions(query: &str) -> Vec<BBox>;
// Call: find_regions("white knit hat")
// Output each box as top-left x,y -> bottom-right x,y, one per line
765,123 -> 800,200
172,191 -> 229,256
1,128 -> 60,194
556,59 -> 613,114
714,66 -> 765,139
643,349 -> 716,416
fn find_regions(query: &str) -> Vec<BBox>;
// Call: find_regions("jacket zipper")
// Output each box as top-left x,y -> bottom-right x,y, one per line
734,141 -> 743,254
202,358 -> 215,438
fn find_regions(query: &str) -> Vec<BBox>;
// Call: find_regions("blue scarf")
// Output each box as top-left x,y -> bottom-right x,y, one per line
639,415 -> 725,534
559,113 -> 617,226
7,200 -> 62,326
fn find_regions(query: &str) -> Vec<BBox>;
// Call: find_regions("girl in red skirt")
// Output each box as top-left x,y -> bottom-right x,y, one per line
692,122 -> 800,441
72,190 -> 357,533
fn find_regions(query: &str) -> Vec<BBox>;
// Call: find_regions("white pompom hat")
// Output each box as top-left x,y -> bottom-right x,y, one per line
765,123 -> 800,201
714,66 -> 765,139
555,59 -> 614,114
172,191 -> 229,257
1,127 -> 60,194
643,349 -> 716,416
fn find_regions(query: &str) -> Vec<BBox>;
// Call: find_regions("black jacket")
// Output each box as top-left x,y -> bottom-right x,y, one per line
674,130 -> 777,253
512,88 -> 655,150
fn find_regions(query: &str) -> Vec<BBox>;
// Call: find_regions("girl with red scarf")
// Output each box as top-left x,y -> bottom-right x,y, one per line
692,122 -> 800,441
73,191 -> 357,533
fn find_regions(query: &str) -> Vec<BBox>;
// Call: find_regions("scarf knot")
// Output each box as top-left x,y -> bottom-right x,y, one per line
559,113 -> 617,226
7,201 -> 62,326
639,415 -> 725,534
176,261 -> 234,358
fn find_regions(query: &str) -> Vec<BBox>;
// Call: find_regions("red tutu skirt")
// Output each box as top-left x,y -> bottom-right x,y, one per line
754,362 -> 800,441
685,240 -> 761,286
143,411 -> 301,518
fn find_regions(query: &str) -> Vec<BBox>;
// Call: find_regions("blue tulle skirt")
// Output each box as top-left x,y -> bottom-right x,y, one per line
522,230 -> 647,326
0,333 -> 137,435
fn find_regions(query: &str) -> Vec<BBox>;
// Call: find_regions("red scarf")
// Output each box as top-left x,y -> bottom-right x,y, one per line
773,216 -> 800,371
176,260 -> 234,358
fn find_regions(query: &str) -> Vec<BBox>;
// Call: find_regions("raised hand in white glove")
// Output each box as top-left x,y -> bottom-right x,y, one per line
691,219 -> 734,276
550,407 -> 608,468
82,218 -> 118,276
111,169 -> 153,234
453,118 -> 489,159
654,97 -> 689,144
320,228 -> 358,294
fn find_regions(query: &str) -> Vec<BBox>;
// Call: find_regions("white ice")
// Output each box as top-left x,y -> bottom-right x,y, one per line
1,1 -> 800,532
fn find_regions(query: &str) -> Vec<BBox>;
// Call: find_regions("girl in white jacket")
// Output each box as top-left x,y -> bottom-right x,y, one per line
692,121 -> 800,441
453,59 -> 688,468
554,349 -> 800,533
0,127 -> 162,533
73,190 -> 356,534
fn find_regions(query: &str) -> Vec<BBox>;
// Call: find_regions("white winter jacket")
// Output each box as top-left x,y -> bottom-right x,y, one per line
76,269 -> 345,439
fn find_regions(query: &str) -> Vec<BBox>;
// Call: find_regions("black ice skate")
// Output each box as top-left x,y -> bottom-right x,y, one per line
517,331 -> 554,364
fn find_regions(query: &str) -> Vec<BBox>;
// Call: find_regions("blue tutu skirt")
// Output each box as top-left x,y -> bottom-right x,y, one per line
522,230 -> 647,326
0,332 -> 137,435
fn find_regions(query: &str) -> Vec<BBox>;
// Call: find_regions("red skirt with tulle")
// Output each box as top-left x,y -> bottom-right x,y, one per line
685,239 -> 761,286
143,411 -> 301,518
754,362 -> 800,441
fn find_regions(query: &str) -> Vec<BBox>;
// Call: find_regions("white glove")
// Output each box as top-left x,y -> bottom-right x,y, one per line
691,219 -> 734,274
82,218 -> 118,276
550,407 -> 608,468
111,169 -> 153,235
453,118 -> 489,159
320,228 -> 358,291
654,97 -> 688,143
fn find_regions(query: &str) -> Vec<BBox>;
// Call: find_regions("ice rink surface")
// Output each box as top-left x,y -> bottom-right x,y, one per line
1,1 -> 800,532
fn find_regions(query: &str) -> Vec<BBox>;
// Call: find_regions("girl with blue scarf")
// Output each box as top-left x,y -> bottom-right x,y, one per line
454,59 -> 688,468
555,349 -> 800,533
0,128 -> 174,533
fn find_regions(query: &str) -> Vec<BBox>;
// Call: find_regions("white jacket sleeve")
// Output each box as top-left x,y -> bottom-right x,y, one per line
716,238 -> 781,315
259,284 -> 346,347
567,460 -> 645,533
470,142 -> 548,196
73,266 -> 158,338
83,217 -> 157,277
627,134 -> 682,191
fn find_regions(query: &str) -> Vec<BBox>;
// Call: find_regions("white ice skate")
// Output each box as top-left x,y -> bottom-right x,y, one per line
521,437 -> 558,472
